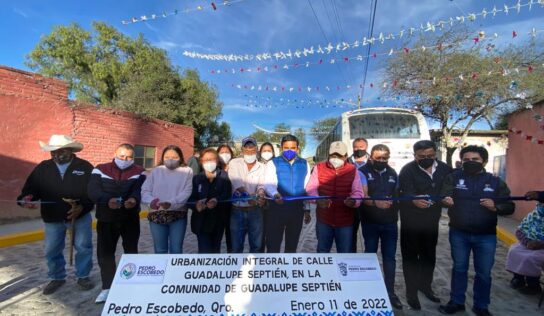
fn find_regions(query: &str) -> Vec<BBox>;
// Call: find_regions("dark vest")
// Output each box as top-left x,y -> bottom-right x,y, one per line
359,162 -> 399,224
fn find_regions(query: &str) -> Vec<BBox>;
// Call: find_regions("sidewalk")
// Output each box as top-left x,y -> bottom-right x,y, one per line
0,212 -> 541,315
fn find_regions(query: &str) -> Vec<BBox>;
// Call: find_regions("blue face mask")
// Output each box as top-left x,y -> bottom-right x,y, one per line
282,150 -> 297,161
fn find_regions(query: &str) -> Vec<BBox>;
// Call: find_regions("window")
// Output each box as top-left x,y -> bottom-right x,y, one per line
349,113 -> 421,139
134,145 -> 156,169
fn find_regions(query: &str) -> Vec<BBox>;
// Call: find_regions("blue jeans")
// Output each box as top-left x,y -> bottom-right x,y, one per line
149,218 -> 187,254
43,212 -> 93,280
361,223 -> 398,294
449,228 -> 497,309
315,220 -> 353,253
230,207 -> 263,253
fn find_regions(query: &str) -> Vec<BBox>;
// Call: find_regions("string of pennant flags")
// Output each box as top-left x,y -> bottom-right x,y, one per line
508,128 -> 544,145
183,0 -> 544,62
208,28 -> 543,75
121,0 -> 248,25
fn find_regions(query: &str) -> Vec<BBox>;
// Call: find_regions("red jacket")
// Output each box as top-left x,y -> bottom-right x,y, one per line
316,162 -> 356,227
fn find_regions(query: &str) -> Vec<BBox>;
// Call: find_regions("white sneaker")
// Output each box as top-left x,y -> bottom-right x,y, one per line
95,289 -> 110,304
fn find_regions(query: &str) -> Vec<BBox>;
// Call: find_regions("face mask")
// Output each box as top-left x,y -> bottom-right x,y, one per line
417,158 -> 435,169
329,157 -> 345,169
353,149 -> 367,158
282,149 -> 297,161
202,161 -> 217,173
219,153 -> 231,164
52,152 -> 72,165
243,154 -> 257,164
372,160 -> 388,171
164,159 -> 180,170
462,161 -> 483,174
115,157 -> 134,170
261,152 -> 274,161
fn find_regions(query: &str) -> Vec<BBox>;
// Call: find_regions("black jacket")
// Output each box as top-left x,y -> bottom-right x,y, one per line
359,162 -> 399,225
441,169 -> 515,234
17,157 -> 94,223
399,160 -> 453,223
189,169 -> 232,234
87,160 -> 145,222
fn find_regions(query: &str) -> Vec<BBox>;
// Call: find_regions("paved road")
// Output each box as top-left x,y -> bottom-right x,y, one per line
0,211 -> 541,315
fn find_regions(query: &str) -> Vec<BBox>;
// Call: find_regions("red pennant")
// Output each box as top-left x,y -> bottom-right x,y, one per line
240,68 -> 244,72
473,37 -> 479,44
515,130 -> 522,134
281,87 -> 285,91
211,2 -> 217,10
273,65 -> 278,69
318,59 -> 323,64
512,30 -> 517,38
472,72 -> 479,79
393,80 -> 398,87
372,53 -> 377,58
526,135 -> 533,140
528,65 -> 534,73
538,140 -> 544,145
403,48 -> 410,54
211,70 -> 216,74
344,57 -> 349,62
257,67 -> 261,72
370,83 -> 374,88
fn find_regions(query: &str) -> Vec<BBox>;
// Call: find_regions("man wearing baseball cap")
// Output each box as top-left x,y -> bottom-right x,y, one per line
227,137 -> 267,252
18,135 -> 95,295
306,141 -> 364,253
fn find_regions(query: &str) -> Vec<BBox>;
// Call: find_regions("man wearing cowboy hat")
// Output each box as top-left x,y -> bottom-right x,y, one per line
18,135 -> 95,295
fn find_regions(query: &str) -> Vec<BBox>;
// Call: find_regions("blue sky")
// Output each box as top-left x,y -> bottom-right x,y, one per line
2,0 -> 543,156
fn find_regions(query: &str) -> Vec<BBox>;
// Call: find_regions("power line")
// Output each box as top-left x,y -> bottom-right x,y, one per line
307,0 -> 349,86
359,0 -> 378,107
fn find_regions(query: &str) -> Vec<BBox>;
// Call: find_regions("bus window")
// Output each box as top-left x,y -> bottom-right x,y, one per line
349,113 -> 420,139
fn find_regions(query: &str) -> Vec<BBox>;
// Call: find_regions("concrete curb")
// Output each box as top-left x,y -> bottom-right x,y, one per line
497,226 -> 517,247
0,211 -> 149,248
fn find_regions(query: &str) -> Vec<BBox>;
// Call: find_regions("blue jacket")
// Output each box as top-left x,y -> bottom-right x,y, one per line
442,169 -> 515,235
359,162 -> 399,225
272,156 -> 308,197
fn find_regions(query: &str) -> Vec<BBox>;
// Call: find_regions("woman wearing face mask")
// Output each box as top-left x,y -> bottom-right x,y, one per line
216,144 -> 234,253
189,148 -> 232,253
217,144 -> 234,172
141,145 -> 193,254
259,142 -> 275,163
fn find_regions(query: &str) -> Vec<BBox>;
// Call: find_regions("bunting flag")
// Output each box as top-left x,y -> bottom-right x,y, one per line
183,0 -> 543,61
244,94 -> 359,109
508,128 -> 544,145
121,0 -> 248,25
208,28 -> 543,75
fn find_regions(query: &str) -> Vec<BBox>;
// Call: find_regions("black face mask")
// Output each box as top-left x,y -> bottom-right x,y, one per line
372,160 -> 388,171
353,149 -> 367,158
417,158 -> 435,169
463,161 -> 483,174
51,152 -> 73,165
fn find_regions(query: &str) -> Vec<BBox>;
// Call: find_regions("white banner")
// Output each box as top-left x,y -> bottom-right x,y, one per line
102,253 -> 393,316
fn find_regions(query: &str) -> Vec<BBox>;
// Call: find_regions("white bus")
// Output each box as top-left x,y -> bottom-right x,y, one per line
315,107 -> 430,172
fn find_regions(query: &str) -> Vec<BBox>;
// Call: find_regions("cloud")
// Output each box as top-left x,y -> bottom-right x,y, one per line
223,103 -> 268,113
13,7 -> 28,18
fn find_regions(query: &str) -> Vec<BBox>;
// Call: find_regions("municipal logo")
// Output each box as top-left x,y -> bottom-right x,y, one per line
120,263 -> 137,280
483,184 -> 495,192
338,262 -> 348,276
455,179 -> 467,190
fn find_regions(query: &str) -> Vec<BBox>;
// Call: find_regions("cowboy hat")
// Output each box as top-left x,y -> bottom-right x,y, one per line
39,135 -> 83,152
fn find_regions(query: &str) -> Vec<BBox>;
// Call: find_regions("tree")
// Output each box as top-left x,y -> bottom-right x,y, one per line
382,27 -> 544,166
310,117 -> 338,142
26,22 -> 227,147
249,123 -> 307,155
199,121 -> 233,148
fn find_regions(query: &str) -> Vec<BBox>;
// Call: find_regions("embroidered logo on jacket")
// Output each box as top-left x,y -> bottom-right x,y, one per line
483,184 -> 495,192
455,179 -> 468,190
72,170 -> 85,176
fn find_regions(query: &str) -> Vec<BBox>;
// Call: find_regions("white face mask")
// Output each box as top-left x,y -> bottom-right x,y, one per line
219,153 -> 231,164
243,154 -> 257,164
261,152 -> 273,161
115,157 -> 134,170
329,157 -> 345,169
202,161 -> 217,173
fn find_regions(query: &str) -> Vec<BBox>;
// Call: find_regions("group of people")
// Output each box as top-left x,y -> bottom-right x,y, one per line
17,134 -> 542,316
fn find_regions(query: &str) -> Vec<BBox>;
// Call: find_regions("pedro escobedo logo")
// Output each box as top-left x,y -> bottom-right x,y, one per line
120,263 -> 137,279
338,262 -> 348,276
120,262 -> 165,280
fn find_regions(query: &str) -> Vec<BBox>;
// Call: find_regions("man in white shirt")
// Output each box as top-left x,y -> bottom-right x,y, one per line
228,137 -> 266,253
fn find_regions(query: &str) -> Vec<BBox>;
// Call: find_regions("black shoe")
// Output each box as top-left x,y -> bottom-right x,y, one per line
438,301 -> 465,314
42,280 -> 65,295
407,296 -> 421,310
518,284 -> 542,295
472,307 -> 493,316
509,276 -> 525,289
421,290 -> 441,303
77,277 -> 94,291
389,294 -> 403,310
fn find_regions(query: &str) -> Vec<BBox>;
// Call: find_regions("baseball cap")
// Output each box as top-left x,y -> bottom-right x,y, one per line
329,141 -> 348,156
242,137 -> 257,147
